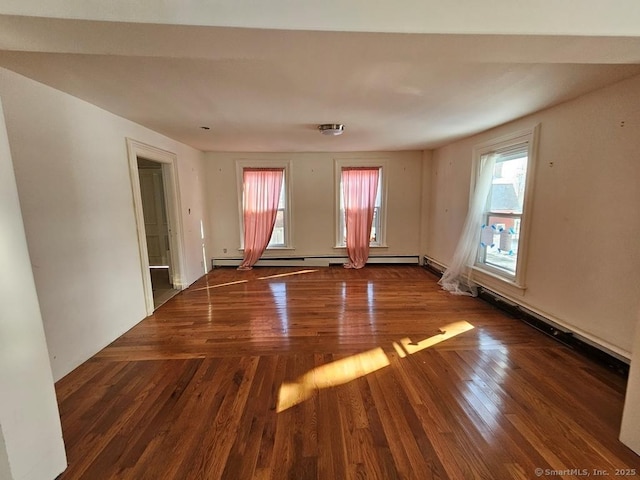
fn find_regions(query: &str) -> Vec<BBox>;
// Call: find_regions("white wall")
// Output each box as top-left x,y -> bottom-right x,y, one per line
0,98 -> 66,480
205,151 -> 423,261
419,150 -> 432,255
425,74 -> 640,357
178,153 -> 209,279
0,67 -> 208,380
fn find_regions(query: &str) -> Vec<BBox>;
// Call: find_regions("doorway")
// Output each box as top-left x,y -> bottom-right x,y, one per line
137,158 -> 180,308
126,139 -> 187,315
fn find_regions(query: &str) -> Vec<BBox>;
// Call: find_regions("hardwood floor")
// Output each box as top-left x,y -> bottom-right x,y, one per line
55,266 -> 640,479
150,267 -> 179,308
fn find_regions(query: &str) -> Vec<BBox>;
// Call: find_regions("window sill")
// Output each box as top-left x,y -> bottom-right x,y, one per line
471,266 -> 527,297
238,246 -> 295,251
333,244 -> 389,249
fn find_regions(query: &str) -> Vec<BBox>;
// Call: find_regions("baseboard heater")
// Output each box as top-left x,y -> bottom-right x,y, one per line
212,255 -> 420,268
422,256 -> 630,376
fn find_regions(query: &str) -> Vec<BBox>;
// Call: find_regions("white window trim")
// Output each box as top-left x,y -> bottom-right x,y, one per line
334,158 -> 389,249
470,124 -> 540,290
235,159 -> 294,250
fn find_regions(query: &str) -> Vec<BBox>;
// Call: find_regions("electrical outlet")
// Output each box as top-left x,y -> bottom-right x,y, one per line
223,248 -> 227,253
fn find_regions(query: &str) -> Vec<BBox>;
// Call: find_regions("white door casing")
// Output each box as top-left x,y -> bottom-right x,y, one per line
126,138 -> 186,315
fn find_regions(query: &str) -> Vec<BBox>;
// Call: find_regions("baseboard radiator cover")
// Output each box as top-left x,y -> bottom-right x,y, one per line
212,254 -> 420,268
422,256 -> 630,375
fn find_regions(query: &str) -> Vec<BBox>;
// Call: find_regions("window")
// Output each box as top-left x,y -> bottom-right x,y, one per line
236,160 -> 292,250
473,126 -> 538,285
335,160 -> 387,248
478,147 -> 527,274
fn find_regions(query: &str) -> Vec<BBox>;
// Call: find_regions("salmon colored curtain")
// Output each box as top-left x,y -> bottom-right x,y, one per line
238,168 -> 284,270
342,167 -> 379,269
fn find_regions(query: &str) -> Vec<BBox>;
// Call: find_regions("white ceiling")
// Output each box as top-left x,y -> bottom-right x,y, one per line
1,4 -> 640,152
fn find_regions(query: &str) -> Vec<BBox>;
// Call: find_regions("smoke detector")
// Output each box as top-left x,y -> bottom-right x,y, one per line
318,124 -> 345,136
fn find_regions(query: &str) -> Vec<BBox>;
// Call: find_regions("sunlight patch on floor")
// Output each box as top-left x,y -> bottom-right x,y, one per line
258,269 -> 318,280
190,269 -> 318,293
190,279 -> 249,291
277,321 -> 475,412
393,321 -> 475,358
277,347 -> 389,412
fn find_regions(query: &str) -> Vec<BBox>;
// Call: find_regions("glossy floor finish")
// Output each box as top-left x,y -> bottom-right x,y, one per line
55,266 -> 640,479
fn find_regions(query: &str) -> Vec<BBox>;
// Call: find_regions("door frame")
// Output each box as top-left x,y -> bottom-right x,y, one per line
126,138 -> 186,315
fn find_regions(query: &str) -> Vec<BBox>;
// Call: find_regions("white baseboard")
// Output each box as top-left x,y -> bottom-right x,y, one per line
212,255 -> 420,268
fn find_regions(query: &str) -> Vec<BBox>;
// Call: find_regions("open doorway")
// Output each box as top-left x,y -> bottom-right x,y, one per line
137,158 -> 180,308
126,139 -> 187,316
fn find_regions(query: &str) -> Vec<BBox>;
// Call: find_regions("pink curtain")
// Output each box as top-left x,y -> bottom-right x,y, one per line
342,167 -> 379,269
238,168 -> 284,270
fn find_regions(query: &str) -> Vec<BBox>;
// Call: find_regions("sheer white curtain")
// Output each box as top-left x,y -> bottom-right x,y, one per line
439,153 -> 497,296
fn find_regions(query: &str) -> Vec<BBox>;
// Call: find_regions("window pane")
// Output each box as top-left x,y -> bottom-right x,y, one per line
267,179 -> 285,247
489,155 -> 528,214
278,178 -> 285,207
370,206 -> 379,244
268,209 -> 285,246
480,215 -> 521,275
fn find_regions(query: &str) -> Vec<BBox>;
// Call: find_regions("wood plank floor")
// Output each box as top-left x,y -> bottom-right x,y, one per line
55,266 -> 640,479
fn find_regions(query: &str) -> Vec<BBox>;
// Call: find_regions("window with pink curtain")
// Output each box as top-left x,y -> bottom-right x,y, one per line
342,167 -> 380,269
238,168 -> 284,270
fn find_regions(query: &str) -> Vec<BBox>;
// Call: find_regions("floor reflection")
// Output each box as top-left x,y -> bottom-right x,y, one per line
460,330 -> 509,436
477,329 -> 509,382
268,282 -> 289,335
338,282 -> 346,334
367,281 -> 375,331
337,281 -> 377,335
